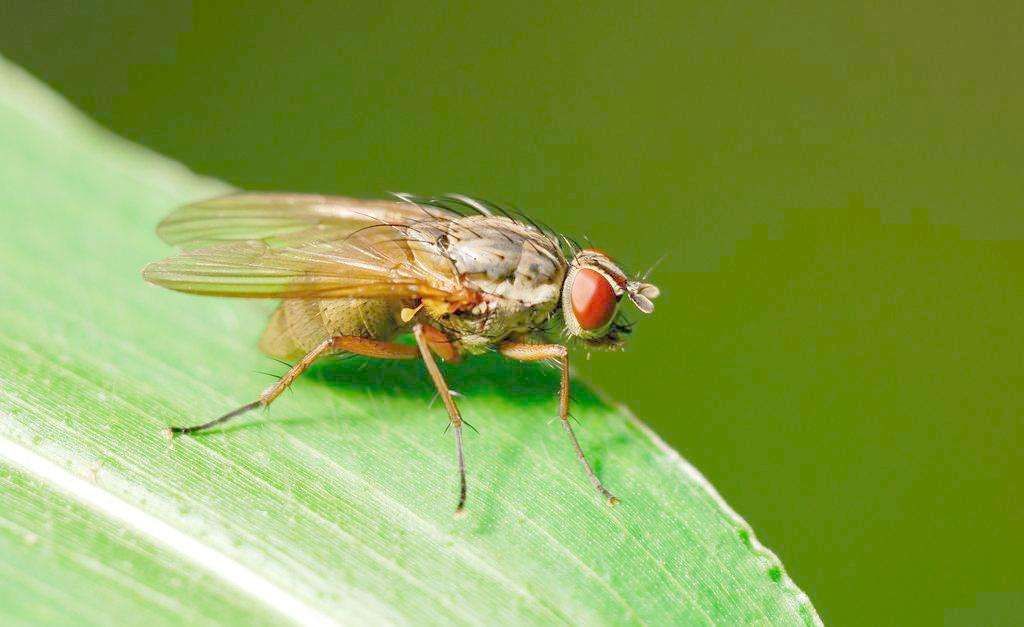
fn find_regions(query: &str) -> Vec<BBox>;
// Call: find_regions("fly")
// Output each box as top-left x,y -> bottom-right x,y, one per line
143,192 -> 660,515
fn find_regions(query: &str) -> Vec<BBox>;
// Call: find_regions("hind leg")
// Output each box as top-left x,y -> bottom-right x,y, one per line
165,335 -> 418,437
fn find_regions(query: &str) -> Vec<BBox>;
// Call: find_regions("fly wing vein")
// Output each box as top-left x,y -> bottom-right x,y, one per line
143,224 -> 466,301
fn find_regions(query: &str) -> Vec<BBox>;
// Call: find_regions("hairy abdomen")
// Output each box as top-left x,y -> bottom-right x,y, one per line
259,298 -> 404,360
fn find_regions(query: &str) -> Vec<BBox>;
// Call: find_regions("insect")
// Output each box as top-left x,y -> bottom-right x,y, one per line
143,192 -> 659,514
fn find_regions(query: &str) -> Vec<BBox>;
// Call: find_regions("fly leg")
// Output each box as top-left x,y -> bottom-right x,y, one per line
412,323 -> 469,516
165,335 -> 418,437
498,342 -> 619,505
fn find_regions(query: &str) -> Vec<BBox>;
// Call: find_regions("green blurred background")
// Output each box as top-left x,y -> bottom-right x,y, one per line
3,2 -> 1021,624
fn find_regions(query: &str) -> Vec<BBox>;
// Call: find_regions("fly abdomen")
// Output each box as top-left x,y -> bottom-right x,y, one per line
259,298 -> 403,360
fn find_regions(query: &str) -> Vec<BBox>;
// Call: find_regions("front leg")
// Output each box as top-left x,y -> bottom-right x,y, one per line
498,342 -> 619,505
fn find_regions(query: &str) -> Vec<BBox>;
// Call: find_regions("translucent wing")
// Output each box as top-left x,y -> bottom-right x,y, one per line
143,220 -> 469,301
156,192 -> 459,250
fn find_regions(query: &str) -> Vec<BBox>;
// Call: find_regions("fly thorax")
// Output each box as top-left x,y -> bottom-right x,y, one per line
441,216 -> 565,309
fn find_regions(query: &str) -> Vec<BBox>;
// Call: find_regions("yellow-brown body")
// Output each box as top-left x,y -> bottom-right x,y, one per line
259,298 -> 405,361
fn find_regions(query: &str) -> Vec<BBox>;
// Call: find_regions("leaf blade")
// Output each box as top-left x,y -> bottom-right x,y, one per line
0,55 -> 820,626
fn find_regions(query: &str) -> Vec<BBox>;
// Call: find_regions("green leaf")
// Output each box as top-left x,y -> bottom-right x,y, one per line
0,56 -> 820,625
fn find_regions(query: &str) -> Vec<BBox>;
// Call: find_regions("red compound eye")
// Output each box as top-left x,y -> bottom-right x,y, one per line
570,268 -> 617,330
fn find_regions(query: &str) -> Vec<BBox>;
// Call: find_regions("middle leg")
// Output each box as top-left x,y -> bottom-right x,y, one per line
412,323 -> 468,515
